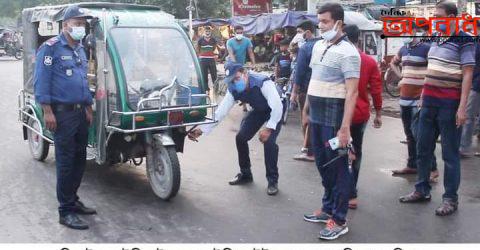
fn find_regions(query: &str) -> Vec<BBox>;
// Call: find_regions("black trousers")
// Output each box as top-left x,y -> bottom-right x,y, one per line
53,108 -> 89,216
200,58 -> 217,91
350,122 -> 367,199
236,111 -> 282,184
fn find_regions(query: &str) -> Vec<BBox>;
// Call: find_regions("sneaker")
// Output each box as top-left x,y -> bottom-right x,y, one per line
293,152 -> 315,162
303,211 -> 331,223
318,219 -> 349,240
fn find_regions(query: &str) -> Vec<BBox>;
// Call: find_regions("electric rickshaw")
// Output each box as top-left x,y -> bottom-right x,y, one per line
18,3 -> 217,200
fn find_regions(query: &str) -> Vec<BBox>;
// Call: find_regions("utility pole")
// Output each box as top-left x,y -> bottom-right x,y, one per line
186,0 -> 196,39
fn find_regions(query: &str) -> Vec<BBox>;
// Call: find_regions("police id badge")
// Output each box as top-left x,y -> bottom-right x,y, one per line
66,69 -> 73,76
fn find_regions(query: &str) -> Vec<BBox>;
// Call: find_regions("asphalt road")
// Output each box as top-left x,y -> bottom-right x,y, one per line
1,58 -> 479,243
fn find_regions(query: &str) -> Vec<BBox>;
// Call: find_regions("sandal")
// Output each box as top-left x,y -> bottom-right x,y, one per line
435,200 -> 458,216
399,191 -> 431,203
392,167 -> 417,175
429,170 -> 439,183
348,199 -> 358,209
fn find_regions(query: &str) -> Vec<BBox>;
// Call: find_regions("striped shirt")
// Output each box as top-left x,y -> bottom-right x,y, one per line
308,38 -> 361,127
397,42 -> 430,107
423,31 -> 476,107
198,37 -> 218,59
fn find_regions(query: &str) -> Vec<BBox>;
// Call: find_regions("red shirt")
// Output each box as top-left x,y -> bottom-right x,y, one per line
352,51 -> 382,125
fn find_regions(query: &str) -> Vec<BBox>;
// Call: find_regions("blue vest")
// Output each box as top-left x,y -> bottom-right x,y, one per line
228,73 -> 271,112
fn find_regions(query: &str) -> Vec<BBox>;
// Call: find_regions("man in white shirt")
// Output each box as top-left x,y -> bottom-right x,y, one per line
188,62 -> 284,195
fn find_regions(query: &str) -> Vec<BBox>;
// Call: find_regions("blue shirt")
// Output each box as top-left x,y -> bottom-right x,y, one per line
473,43 -> 480,93
294,38 -> 321,92
34,33 -> 93,105
226,37 -> 253,65
276,52 -> 292,78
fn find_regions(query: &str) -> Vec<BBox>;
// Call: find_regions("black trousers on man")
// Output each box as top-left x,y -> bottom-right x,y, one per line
53,107 -> 89,216
236,110 -> 282,185
200,58 -> 217,92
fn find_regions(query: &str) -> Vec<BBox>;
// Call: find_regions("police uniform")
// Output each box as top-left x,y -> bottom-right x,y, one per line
33,5 -> 95,229
200,63 -> 284,194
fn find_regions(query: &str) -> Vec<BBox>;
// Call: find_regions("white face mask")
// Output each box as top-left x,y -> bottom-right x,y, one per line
235,34 -> 243,40
68,26 -> 86,41
320,21 -> 339,41
403,37 -> 413,44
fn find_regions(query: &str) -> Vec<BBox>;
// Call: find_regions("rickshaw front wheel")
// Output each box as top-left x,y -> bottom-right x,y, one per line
27,118 -> 49,161
146,144 -> 180,201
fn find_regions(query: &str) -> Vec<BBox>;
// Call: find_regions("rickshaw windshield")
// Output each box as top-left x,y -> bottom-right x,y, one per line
110,27 -> 201,109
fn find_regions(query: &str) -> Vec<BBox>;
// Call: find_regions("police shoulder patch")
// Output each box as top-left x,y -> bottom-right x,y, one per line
44,56 -> 53,66
45,37 -> 59,46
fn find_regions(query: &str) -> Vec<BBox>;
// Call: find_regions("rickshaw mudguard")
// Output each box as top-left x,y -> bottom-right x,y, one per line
147,132 -> 176,148
21,100 -> 54,142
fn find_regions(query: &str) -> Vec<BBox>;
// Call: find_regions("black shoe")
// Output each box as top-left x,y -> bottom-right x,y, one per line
228,173 -> 253,185
267,183 -> 278,195
59,213 -> 89,230
73,201 -> 97,215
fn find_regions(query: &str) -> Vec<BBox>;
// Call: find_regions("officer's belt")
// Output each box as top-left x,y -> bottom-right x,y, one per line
52,104 -> 85,112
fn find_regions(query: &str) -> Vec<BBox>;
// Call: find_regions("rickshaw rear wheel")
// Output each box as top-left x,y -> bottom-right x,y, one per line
27,118 -> 49,161
146,144 -> 180,201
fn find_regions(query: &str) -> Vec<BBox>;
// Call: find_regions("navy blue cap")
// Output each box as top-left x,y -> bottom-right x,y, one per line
224,62 -> 244,84
62,5 -> 93,21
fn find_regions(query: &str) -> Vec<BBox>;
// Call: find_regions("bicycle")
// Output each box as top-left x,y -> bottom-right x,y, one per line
383,66 -> 401,98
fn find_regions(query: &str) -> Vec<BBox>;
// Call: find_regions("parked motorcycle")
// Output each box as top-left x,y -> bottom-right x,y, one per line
0,40 -> 23,60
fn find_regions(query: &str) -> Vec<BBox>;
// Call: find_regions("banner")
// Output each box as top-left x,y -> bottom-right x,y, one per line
232,0 -> 272,16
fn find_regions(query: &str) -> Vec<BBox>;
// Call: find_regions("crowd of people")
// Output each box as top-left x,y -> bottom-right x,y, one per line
189,0 -> 480,241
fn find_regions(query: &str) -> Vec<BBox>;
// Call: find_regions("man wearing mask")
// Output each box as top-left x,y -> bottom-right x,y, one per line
301,3 -> 360,240
196,26 -> 219,94
34,5 -> 96,230
390,24 -> 439,181
290,26 -> 306,48
290,21 -> 319,162
188,63 -> 283,195
226,26 -> 256,66
399,1 -> 475,217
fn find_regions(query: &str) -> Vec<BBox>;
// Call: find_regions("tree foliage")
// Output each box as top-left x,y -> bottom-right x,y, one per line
0,0 -> 231,20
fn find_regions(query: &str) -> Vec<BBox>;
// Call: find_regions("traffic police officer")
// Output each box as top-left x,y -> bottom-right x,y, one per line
34,5 -> 96,230
188,63 -> 284,195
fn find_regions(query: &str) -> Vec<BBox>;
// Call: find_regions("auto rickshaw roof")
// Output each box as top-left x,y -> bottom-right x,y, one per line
21,2 -> 178,93
22,2 -> 171,23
